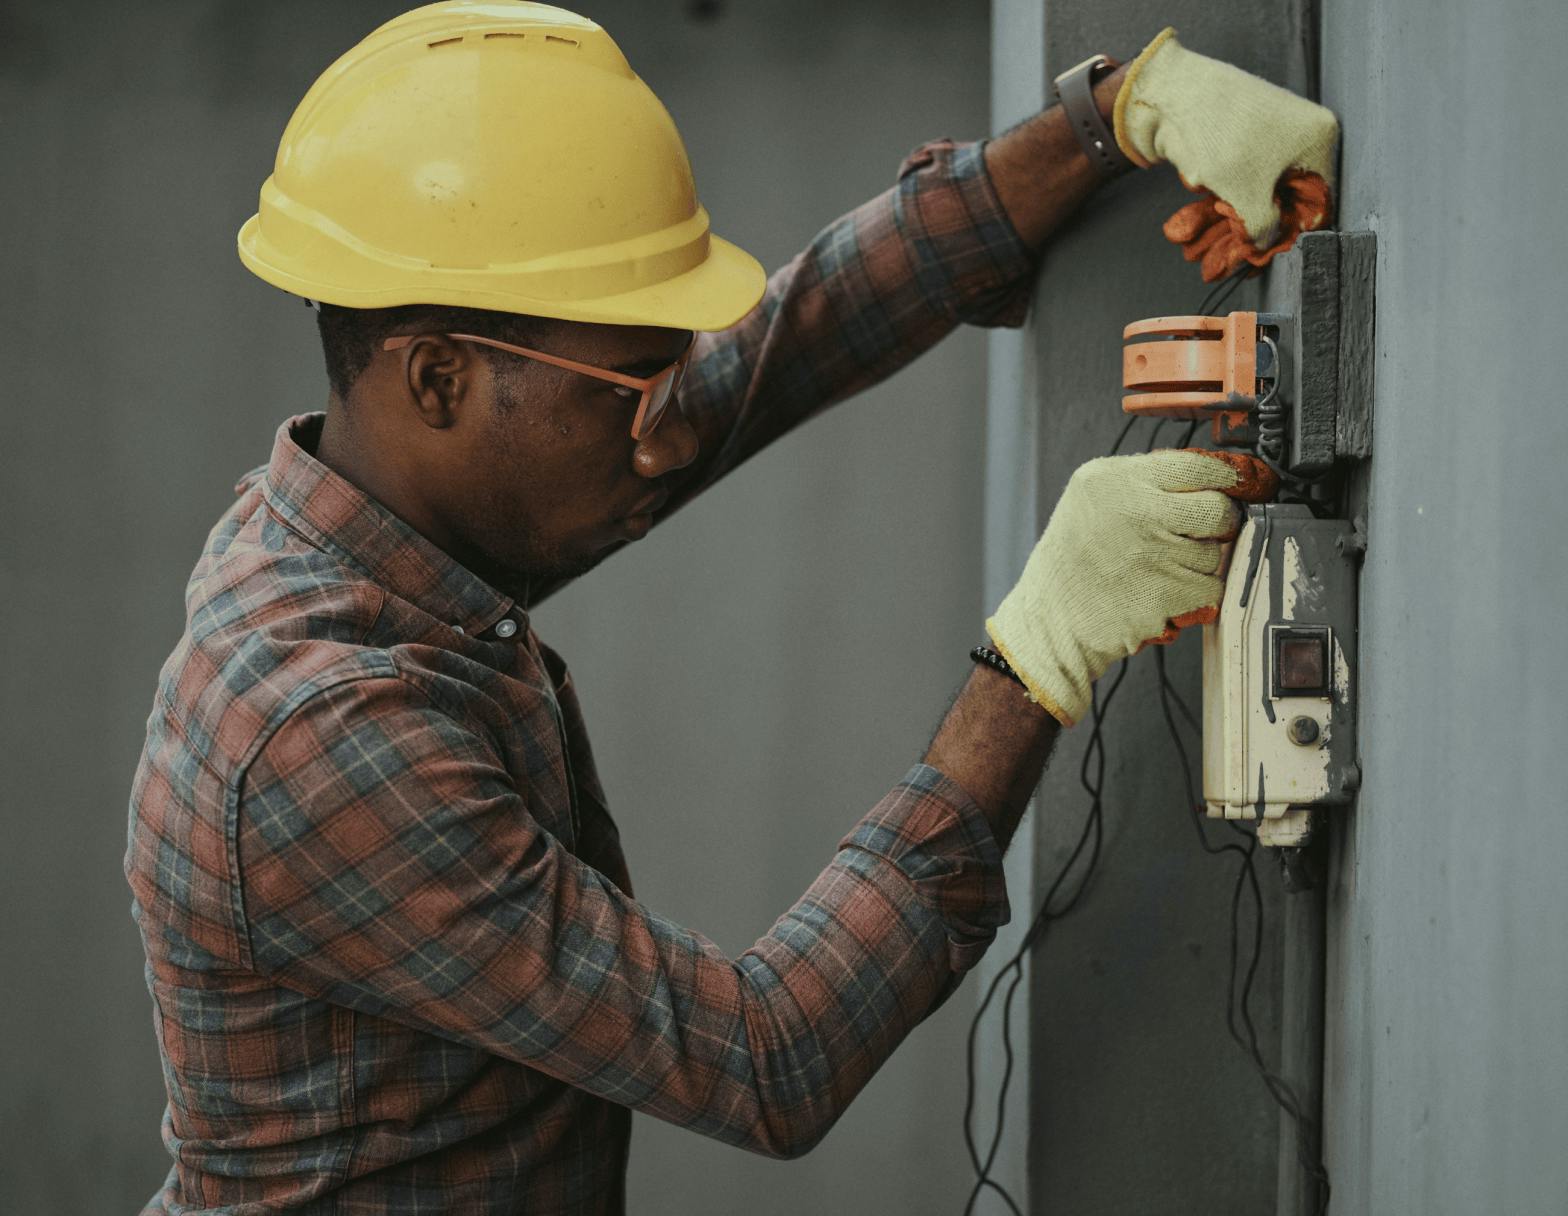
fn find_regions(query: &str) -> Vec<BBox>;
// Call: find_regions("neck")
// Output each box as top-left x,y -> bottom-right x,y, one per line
315,401 -> 534,605
313,398 -> 353,475
314,400 -> 399,517
314,401 -> 432,550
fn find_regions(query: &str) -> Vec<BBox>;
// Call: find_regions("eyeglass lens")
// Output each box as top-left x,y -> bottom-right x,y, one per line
637,357 -> 689,439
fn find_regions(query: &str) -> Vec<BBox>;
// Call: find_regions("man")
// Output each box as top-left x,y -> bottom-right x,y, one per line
125,4 -> 1338,1212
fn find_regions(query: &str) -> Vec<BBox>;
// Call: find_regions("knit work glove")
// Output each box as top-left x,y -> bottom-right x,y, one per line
1113,27 -> 1340,281
986,450 -> 1278,728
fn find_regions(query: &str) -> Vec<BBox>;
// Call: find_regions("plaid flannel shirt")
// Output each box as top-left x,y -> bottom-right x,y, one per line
126,138 -> 1037,1215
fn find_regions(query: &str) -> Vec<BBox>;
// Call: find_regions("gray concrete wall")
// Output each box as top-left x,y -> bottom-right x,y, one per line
1318,0 -> 1568,1211
0,3 -> 991,1212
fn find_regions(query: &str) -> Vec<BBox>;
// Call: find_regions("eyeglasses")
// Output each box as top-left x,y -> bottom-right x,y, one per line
382,330 -> 697,441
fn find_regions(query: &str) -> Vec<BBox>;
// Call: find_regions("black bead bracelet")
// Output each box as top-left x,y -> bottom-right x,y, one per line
970,644 -> 1028,690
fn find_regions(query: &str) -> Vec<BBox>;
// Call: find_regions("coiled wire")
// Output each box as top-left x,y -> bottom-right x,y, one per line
1250,330 -> 1328,501
1253,334 -> 1287,467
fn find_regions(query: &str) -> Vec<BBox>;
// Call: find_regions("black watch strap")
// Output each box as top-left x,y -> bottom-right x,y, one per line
1053,54 -> 1135,181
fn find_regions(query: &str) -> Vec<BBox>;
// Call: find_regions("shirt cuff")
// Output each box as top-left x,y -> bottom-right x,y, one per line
837,762 -> 1011,976
892,138 -> 1038,329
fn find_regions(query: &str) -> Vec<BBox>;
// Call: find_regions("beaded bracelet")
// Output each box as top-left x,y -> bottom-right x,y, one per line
970,644 -> 1029,690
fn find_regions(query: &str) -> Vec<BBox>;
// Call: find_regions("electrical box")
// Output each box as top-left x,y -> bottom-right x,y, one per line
1121,232 -> 1375,852
1202,504 -> 1360,847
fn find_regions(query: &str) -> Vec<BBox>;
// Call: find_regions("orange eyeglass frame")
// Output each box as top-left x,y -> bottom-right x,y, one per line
382,330 -> 697,441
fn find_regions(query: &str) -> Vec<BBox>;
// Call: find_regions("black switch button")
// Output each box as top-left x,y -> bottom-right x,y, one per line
1271,625 -> 1332,698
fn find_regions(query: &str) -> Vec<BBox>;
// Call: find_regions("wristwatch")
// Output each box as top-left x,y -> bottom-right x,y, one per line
1053,53 -> 1135,181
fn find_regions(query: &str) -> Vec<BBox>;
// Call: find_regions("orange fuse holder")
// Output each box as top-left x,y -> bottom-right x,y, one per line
1121,311 -> 1265,446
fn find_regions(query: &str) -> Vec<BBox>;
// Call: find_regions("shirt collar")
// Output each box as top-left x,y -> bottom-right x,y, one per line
257,412 -> 524,639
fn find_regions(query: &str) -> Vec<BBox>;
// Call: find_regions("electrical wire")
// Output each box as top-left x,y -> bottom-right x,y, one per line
959,658 -> 1131,1216
959,265 -> 1331,1214
959,416 -> 1144,1216
1154,645 -> 1332,1215
1197,262 -> 1256,317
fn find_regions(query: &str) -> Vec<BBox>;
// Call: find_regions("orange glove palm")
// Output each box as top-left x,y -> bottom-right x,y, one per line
1163,171 -> 1334,283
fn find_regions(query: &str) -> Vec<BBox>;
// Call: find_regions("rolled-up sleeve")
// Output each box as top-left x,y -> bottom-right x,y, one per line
234,674 -> 1009,1160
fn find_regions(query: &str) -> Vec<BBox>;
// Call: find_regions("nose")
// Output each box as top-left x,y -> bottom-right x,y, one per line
631,398 -> 700,478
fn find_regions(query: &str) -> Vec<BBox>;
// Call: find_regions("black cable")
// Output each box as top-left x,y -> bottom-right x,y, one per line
960,659 -> 1128,1216
1151,583 -> 1333,1215
1157,654 -> 1202,738
959,412 -> 1146,1215
1197,262 -> 1255,317
1107,411 -> 1140,457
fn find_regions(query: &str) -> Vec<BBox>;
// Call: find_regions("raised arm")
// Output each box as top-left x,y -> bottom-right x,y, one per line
664,65 -> 1130,515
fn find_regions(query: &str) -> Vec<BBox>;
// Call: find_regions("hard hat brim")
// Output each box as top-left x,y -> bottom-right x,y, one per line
239,216 -> 768,334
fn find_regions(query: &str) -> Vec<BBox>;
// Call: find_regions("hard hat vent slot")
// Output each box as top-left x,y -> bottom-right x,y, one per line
424,33 -> 578,50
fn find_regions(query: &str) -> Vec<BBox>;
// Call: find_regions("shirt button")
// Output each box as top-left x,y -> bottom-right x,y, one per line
453,624 -> 465,635
494,618 -> 518,639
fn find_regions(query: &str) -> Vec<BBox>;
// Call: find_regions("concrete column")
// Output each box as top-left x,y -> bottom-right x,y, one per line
981,2 -> 1315,1210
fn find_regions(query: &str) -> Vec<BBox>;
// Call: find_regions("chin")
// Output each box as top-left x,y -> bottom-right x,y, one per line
535,544 -> 617,586
504,524 -> 631,597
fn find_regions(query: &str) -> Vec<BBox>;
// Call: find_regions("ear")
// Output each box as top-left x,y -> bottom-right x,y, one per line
399,334 -> 480,429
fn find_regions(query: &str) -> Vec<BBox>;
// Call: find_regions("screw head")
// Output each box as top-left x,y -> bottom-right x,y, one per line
1287,716 -> 1320,746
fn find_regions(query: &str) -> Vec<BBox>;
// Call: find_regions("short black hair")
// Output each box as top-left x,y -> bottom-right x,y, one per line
314,302 -> 550,402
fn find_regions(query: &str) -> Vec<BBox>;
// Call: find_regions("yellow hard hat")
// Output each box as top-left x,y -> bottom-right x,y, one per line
237,1 -> 765,331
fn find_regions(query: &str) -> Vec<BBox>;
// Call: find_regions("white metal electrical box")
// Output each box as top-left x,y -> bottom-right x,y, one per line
1202,504 -> 1359,847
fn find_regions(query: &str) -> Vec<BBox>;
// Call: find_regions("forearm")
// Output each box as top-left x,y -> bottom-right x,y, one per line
241,675 -> 1013,1161
924,662 -> 1061,853
983,62 -> 1131,251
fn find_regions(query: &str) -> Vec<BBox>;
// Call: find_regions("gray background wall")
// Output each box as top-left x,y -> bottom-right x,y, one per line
0,3 -> 994,1212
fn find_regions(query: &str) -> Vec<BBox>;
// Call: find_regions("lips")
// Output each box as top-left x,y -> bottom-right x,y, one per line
624,487 -> 670,519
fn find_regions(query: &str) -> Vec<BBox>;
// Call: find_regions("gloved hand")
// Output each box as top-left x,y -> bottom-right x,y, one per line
1113,27 -> 1340,281
986,450 -> 1278,728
